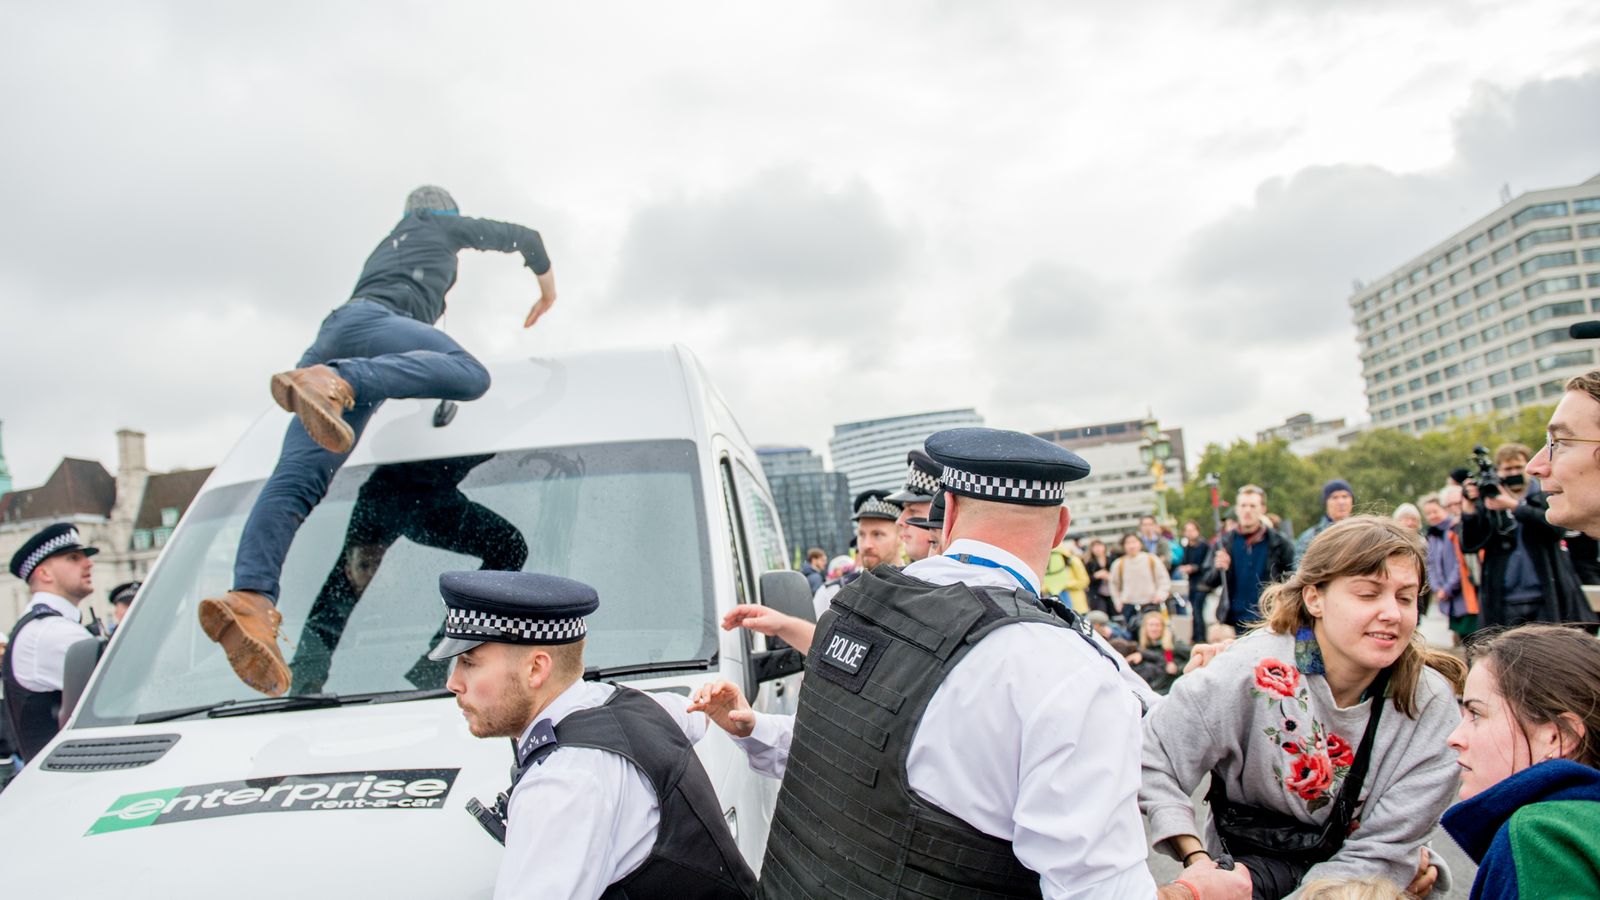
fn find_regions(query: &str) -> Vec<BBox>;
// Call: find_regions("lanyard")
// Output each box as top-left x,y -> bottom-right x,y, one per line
949,553 -> 1038,597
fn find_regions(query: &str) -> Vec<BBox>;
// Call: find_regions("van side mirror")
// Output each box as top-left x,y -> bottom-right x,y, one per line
59,636 -> 107,728
757,570 -> 816,624
749,570 -> 815,686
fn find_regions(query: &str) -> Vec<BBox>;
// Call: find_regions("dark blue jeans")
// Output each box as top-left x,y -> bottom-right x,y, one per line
232,300 -> 491,601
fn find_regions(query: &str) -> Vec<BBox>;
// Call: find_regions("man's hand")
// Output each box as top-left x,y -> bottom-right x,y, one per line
722,604 -> 815,653
1408,846 -> 1439,898
523,269 -> 557,328
1159,858 -> 1251,900
1484,494 -> 1519,512
1214,548 -> 1231,571
1183,639 -> 1235,674
687,680 -> 755,738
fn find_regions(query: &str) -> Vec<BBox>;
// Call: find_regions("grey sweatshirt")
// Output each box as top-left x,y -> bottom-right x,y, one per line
1140,629 -> 1461,893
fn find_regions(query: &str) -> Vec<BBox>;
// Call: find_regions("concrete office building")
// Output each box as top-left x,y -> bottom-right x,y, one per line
1352,174 -> 1600,433
1034,419 -> 1187,542
828,408 -> 983,496
755,446 -> 854,560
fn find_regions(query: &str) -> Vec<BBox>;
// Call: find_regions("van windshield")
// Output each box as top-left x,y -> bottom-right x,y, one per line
79,440 -> 713,726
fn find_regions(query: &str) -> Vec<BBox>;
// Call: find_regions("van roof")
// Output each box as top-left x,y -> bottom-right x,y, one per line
207,345 -> 731,489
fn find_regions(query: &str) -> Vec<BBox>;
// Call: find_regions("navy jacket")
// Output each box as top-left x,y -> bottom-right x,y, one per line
352,212 -> 550,324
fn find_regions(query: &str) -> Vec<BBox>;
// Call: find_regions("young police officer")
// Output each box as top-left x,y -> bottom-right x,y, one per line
691,428 -> 1249,900
886,449 -> 942,563
430,570 -> 755,900
2,524 -> 98,763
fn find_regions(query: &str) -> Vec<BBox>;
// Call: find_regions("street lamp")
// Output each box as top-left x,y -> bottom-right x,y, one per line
1139,419 -> 1174,527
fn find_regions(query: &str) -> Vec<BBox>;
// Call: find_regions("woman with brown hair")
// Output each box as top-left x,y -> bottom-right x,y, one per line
1140,516 -> 1466,899
1441,624 -> 1600,898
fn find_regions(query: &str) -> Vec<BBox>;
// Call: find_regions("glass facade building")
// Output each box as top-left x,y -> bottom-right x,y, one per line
1351,174 -> 1600,433
755,446 -> 854,559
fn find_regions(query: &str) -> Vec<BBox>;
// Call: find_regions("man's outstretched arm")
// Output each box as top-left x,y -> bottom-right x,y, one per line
438,215 -> 556,327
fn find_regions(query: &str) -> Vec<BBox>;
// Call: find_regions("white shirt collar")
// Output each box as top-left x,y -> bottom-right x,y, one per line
922,538 -> 1042,594
29,591 -> 81,621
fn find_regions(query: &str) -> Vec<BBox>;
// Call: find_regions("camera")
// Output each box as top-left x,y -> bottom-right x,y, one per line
1470,445 -> 1502,499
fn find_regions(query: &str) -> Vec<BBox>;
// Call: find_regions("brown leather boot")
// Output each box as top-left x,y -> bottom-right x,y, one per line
198,590 -> 291,697
269,364 -> 355,453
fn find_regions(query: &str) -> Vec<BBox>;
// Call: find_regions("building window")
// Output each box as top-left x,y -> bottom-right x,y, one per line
1525,276 -> 1582,299
153,527 -> 173,548
1516,387 -> 1538,404
1509,338 -> 1531,356
1492,245 -> 1515,265
1591,274 -> 1600,288
160,507 -> 179,527
1433,413 -> 1450,426
1585,247 -> 1600,264
1490,370 -> 1510,387
1475,280 -> 1494,297
1426,371 -> 1442,385
1574,197 -> 1600,214
1467,233 -> 1487,252
1543,380 -> 1568,398
1529,299 -> 1586,323
1516,226 -> 1572,252
1489,221 -> 1512,241
1538,349 -> 1596,372
1469,378 -> 1488,394
1423,349 -> 1439,364
1500,293 -> 1523,311
132,530 -> 152,551
1461,334 -> 1480,351
1533,328 -> 1571,348
1447,246 -> 1465,264
1497,269 -> 1520,288
1448,385 -> 1466,400
1520,251 -> 1577,276
1493,394 -> 1514,411
1511,202 -> 1568,228
1486,347 -> 1506,364
1579,221 -> 1600,239
1512,362 -> 1533,380
1471,257 -> 1490,275
1411,399 -> 1426,412
1592,298 -> 1600,313
1428,391 -> 1445,406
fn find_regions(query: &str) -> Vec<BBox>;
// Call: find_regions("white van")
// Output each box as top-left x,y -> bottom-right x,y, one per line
0,346 -> 811,897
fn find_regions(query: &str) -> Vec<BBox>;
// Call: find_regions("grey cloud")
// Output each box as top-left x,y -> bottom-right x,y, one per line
1001,262 -> 1115,342
610,167 -> 910,310
1175,71 -> 1600,343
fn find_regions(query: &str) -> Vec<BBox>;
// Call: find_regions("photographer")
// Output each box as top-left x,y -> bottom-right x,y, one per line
1460,443 -> 1594,629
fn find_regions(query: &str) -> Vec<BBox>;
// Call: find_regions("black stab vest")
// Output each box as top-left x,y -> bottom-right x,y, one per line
515,686 -> 758,900
2,605 -> 65,763
759,565 -> 1113,900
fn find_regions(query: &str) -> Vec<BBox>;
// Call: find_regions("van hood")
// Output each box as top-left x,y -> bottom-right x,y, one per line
0,698 -> 513,897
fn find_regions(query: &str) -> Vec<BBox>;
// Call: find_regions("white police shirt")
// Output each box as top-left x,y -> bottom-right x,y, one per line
497,680 -> 708,900
10,592 -> 92,693
735,538 -> 1159,900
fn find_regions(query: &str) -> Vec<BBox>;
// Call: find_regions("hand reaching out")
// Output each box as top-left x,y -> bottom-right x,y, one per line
687,680 -> 756,738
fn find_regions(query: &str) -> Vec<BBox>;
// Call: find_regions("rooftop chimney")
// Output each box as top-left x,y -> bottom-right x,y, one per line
117,429 -> 147,475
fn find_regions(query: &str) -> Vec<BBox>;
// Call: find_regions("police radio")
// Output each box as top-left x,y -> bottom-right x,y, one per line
467,792 -> 510,845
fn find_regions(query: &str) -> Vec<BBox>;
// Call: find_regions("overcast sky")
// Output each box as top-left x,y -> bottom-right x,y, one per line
3,1 -> 1599,486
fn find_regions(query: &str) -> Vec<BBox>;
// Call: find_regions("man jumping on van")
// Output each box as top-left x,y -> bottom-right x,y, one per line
198,186 -> 556,697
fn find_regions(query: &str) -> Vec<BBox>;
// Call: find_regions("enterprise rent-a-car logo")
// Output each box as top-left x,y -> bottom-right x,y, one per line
88,768 -> 459,835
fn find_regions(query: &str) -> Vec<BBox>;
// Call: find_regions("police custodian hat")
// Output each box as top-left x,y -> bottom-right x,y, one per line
428,570 -> 599,660
925,427 -> 1091,507
9,523 -> 100,582
851,490 -> 902,523
109,582 -> 141,606
885,450 -> 942,505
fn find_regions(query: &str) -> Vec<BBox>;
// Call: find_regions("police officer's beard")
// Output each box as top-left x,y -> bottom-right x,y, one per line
466,672 -> 539,739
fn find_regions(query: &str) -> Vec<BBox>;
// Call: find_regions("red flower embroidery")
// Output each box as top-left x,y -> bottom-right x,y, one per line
1285,751 -> 1334,800
1282,741 -> 1302,754
1253,658 -> 1302,699
1327,733 -> 1354,769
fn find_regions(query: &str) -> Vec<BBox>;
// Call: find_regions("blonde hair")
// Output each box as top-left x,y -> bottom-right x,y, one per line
1257,516 -> 1466,716
1299,875 -> 1406,900
1137,610 -> 1174,652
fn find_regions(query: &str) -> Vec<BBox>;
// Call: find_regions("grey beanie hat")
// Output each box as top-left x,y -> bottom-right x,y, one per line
405,185 -> 458,214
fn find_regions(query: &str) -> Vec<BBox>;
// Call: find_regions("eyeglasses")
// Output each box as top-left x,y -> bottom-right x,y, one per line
1546,433 -> 1600,457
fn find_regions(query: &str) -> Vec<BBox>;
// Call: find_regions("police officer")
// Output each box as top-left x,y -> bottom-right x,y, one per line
430,570 -> 756,900
2,524 -> 98,763
692,428 -> 1249,900
812,490 -> 902,617
886,450 -> 943,563
903,488 -> 946,557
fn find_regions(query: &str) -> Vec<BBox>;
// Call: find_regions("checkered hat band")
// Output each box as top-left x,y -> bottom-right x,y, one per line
18,530 -> 82,582
904,464 -> 941,496
940,467 -> 1066,502
444,608 -> 586,644
856,498 -> 901,519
